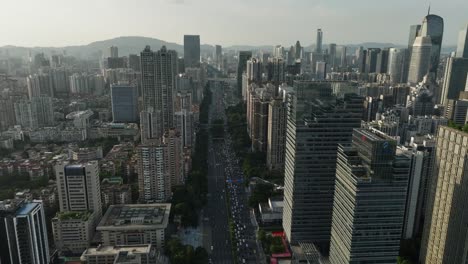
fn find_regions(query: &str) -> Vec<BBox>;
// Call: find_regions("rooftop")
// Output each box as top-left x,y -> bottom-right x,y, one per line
97,204 -> 171,231
57,211 -> 92,221
81,245 -> 152,257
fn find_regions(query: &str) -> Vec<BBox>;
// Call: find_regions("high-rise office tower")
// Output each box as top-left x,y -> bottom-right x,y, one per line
457,24 -> 468,58
420,13 -> 444,75
267,58 -> 285,88
365,48 -> 381,73
358,49 -> 367,73
55,161 -> 102,217
376,48 -> 389,73
140,46 -> 178,141
403,24 -> 422,82
53,161 -> 102,254
295,41 -> 302,60
110,46 -> 118,58
184,35 -> 200,68
408,36 -> 432,84
273,45 -> 284,59
0,199 -> 50,264
316,61 -> 327,80
111,83 -> 139,123
282,81 -> 363,254
315,29 -> 323,53
387,48 -> 406,84
329,128 -> 410,263
287,46 -> 295,65
215,45 -> 222,69
398,139 -> 436,240
420,126 -> 468,263
237,51 -> 252,96
408,25 -> 422,48
137,143 -> 170,202
440,26 -> 468,104
339,46 -> 347,67
328,43 -> 337,68
266,98 -> 287,171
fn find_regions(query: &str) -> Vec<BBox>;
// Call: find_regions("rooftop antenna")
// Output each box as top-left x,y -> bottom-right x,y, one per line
427,4 -> 431,15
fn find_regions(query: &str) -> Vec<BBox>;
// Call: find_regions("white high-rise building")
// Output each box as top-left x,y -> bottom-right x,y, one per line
408,36 -> 432,84
387,48 -> 406,84
52,161 -> 102,254
55,161 -> 102,216
137,143 -> 171,202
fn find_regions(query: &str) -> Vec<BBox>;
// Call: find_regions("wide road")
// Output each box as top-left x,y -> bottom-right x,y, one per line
203,86 -> 234,264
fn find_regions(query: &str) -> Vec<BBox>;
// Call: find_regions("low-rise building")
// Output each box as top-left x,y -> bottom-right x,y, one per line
80,244 -> 157,264
52,211 -> 96,255
258,197 -> 284,224
97,204 -> 171,249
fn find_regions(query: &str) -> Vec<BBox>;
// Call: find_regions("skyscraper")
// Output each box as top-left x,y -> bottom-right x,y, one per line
0,199 -> 50,264
328,43 -> 337,68
174,89 -> 194,148
110,46 -> 118,58
282,81 -> 363,254
14,96 -> 54,129
408,25 -> 422,48
375,48 -> 389,73
246,58 -> 262,83
215,44 -> 222,69
267,98 -> 287,171
365,48 -> 381,73
315,29 -> 323,53
137,143 -> 170,202
329,128 -> 410,263
237,51 -> 252,96
111,83 -> 139,123
440,27 -> 468,104
420,126 -> 468,263
408,36 -> 432,84
27,73 -> 54,99
387,48 -> 406,84
55,161 -> 102,218
184,35 -> 200,68
403,24 -> 422,82
295,40 -> 302,60
420,13 -> 444,75
316,61 -> 327,80
53,161 -> 102,254
457,24 -> 468,58
128,54 -> 141,71
163,128 -> 184,186
140,46 -> 178,141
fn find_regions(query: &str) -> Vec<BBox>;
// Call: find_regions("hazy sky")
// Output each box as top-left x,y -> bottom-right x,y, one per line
1,0 -> 466,47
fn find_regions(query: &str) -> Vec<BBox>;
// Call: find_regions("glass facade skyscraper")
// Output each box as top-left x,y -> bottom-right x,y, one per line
329,128 -> 410,263
282,81 -> 363,254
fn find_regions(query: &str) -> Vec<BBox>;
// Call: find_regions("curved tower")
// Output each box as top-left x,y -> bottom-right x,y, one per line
420,14 -> 444,75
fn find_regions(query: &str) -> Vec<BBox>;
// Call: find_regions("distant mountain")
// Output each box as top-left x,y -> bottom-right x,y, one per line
0,36 -> 456,59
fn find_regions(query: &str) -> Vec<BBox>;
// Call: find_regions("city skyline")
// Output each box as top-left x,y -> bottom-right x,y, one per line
0,0 -> 466,47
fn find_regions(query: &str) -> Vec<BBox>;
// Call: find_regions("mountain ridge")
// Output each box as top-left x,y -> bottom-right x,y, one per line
0,36 -> 456,58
